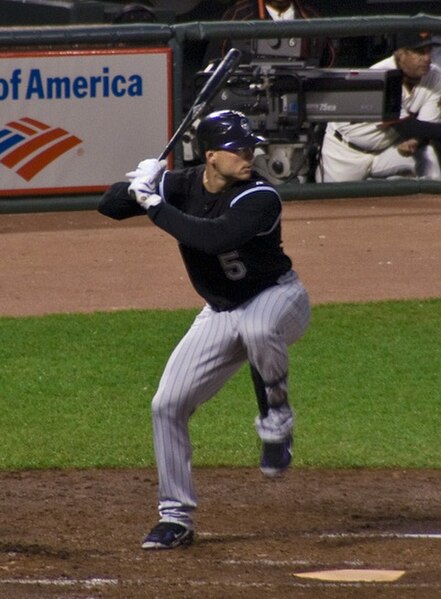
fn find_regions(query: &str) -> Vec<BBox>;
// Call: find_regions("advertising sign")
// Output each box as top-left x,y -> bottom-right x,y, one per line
0,48 -> 172,196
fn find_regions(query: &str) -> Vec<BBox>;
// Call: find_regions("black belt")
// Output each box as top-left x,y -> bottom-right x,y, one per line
333,130 -> 379,154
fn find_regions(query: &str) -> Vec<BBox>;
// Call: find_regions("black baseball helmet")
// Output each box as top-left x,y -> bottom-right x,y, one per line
196,110 -> 266,155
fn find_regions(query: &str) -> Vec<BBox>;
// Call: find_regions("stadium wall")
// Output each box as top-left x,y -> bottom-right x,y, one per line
2,14 -> 441,211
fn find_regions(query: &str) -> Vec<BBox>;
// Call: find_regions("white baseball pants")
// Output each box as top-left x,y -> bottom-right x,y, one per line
316,130 -> 441,182
150,272 -> 310,528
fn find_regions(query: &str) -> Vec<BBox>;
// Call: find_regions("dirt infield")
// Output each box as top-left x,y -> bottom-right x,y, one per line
1,195 -> 440,598
2,195 -> 441,315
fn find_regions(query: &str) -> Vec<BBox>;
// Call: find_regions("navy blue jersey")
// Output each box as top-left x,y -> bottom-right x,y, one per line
99,164 -> 293,311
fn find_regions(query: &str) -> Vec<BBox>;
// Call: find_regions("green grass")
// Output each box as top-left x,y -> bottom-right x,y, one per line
293,300 -> 440,467
1,299 -> 440,470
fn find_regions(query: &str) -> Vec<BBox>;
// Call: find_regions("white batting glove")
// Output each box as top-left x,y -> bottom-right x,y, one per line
126,158 -> 167,194
128,177 -> 162,211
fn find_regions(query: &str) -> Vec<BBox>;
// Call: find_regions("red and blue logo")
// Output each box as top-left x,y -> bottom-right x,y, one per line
0,117 -> 82,181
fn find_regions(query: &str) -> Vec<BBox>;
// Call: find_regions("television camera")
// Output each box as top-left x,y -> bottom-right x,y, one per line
184,39 -> 402,184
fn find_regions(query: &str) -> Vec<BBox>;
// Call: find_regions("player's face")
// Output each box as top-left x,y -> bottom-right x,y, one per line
211,147 -> 255,181
398,46 -> 432,79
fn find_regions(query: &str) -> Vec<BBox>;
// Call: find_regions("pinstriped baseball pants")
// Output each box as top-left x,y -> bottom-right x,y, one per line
150,271 -> 310,528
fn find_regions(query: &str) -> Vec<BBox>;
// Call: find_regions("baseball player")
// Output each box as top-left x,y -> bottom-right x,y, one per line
316,31 -> 441,182
98,110 -> 310,550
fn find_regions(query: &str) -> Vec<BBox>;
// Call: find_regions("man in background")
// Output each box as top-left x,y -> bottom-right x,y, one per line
316,31 -> 441,182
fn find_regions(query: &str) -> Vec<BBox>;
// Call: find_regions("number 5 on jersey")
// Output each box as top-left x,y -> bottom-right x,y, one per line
219,251 -> 247,281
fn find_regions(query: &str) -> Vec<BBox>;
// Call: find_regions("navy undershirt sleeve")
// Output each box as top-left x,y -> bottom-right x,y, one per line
148,191 -> 281,255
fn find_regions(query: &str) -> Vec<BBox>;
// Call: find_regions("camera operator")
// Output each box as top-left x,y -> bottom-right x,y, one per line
316,31 -> 441,182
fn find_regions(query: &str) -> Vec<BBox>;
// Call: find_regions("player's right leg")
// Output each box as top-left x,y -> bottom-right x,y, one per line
142,306 -> 246,549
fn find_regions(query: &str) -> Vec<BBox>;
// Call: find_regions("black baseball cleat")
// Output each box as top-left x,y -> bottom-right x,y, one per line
141,522 -> 194,550
260,436 -> 292,478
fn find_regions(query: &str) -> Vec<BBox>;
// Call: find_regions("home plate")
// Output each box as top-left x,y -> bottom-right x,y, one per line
293,569 -> 406,582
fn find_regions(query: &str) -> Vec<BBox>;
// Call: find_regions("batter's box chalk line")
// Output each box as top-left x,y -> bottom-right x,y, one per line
314,532 -> 441,540
2,575 -> 441,591
0,577 -> 118,589
200,531 -> 441,540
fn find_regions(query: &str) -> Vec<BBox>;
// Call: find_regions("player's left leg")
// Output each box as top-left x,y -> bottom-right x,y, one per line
238,272 -> 310,476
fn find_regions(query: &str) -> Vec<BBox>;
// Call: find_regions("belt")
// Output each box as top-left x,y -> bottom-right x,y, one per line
333,130 -> 379,154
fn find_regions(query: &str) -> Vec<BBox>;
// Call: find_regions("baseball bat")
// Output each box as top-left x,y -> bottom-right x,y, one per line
158,47 -> 242,160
